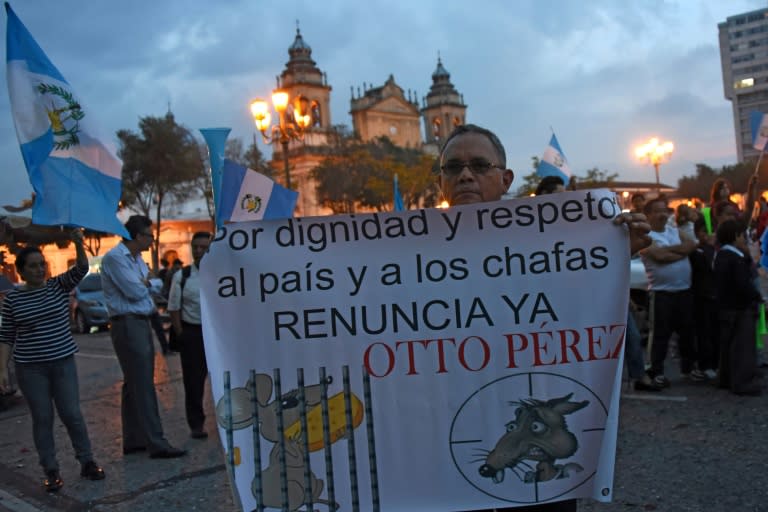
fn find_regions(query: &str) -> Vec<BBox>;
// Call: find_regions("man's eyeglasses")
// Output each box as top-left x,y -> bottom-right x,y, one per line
440,159 -> 501,177
138,231 -> 154,240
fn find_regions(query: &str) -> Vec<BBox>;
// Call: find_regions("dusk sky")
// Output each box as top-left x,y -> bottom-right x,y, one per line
1,0 -> 765,207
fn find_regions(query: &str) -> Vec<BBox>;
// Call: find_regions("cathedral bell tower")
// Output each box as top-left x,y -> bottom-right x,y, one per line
270,25 -> 333,216
420,56 -> 467,147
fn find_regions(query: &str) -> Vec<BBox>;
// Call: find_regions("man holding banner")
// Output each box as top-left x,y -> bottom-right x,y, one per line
440,124 -> 650,512
201,124 -> 651,511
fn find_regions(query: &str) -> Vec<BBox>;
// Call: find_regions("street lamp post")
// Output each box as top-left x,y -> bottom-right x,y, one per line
250,91 -> 312,189
634,137 -> 674,192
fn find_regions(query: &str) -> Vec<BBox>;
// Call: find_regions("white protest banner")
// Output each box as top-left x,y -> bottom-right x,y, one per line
200,189 -> 629,511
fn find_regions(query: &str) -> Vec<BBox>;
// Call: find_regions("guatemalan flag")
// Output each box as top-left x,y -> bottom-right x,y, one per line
750,110 -> 768,151
538,133 -> 572,183
5,4 -> 128,237
216,159 -> 298,229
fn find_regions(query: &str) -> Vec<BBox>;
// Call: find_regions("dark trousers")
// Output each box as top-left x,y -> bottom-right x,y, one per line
718,308 -> 758,392
180,322 -> 208,431
694,295 -> 719,372
16,356 -> 93,471
625,309 -> 646,379
150,312 -> 169,353
648,289 -> 696,376
110,316 -> 171,452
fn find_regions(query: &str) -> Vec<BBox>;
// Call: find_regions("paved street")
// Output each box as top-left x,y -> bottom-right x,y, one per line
0,331 -> 767,511
0,331 -> 235,512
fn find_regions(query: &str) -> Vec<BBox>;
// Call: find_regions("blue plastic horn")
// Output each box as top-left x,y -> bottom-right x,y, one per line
200,127 -> 231,215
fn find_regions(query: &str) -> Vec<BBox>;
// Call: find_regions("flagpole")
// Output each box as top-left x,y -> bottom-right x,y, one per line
754,147 -> 765,179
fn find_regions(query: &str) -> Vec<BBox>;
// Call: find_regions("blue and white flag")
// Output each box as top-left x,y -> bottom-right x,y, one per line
217,159 -> 297,228
5,4 -> 127,236
538,133 -> 572,183
750,110 -> 768,151
393,173 -> 404,212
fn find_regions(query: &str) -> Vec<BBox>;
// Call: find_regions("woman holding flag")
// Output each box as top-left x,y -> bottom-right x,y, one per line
0,229 -> 105,492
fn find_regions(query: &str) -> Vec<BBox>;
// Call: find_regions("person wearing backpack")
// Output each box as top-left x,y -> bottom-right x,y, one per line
167,231 -> 212,439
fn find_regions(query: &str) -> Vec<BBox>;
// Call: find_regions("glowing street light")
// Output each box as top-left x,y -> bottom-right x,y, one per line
250,91 -> 314,189
634,137 -> 674,191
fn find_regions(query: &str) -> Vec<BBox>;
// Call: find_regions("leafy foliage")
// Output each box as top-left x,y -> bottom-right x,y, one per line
312,135 -> 439,213
578,167 -> 619,187
676,160 -> 757,203
117,112 -> 204,269
515,170 -> 541,197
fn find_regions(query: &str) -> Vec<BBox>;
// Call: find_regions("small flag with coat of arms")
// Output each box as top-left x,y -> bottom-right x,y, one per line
216,159 -> 298,229
538,133 -> 572,183
5,3 -> 128,237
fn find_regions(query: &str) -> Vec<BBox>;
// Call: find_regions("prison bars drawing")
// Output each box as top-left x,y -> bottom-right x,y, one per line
222,365 -> 380,512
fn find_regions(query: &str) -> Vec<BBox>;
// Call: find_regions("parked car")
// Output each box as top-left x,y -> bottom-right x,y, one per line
70,273 -> 109,334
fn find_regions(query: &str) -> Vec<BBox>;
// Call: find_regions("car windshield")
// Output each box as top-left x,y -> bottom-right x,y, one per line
79,274 -> 102,292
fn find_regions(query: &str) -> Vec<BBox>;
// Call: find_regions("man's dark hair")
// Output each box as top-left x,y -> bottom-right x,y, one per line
192,231 -> 212,242
15,246 -> 42,273
439,124 -> 506,168
535,176 -> 564,195
630,192 -> 645,202
123,215 -> 152,241
716,218 -> 746,246
643,195 -> 667,215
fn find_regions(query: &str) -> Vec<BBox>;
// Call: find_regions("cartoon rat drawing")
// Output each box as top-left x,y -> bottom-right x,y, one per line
216,373 -> 363,511
477,393 -> 588,484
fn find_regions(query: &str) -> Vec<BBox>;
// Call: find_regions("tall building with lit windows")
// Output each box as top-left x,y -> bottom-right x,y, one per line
719,8 -> 768,162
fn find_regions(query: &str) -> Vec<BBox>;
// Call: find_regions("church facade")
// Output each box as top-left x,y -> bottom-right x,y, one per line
267,28 -> 467,216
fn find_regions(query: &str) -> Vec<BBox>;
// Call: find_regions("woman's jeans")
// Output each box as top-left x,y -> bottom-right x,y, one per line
15,355 -> 93,471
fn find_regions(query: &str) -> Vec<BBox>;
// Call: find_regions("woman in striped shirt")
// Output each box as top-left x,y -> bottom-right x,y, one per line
0,230 -> 105,492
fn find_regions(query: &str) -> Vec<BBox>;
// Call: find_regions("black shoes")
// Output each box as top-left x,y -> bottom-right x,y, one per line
149,446 -> 187,459
80,460 -> 106,480
190,428 -> 208,439
123,445 -> 147,455
44,469 -> 63,492
44,462 -> 104,492
633,375 -> 663,392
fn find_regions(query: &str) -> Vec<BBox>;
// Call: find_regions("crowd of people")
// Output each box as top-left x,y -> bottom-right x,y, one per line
0,219 -> 212,493
626,176 -> 767,396
0,122 -> 765,511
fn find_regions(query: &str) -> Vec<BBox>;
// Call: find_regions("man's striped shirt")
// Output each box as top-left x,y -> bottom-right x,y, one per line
0,264 -> 88,364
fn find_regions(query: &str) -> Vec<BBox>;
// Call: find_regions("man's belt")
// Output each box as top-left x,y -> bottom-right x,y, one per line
110,313 -> 151,322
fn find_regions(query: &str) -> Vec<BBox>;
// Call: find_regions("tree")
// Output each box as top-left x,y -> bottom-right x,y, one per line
312,134 -> 439,213
577,167 -> 618,187
676,164 -> 719,202
117,112 -> 204,270
676,159 -> 758,204
514,170 -> 541,197
82,229 -> 107,257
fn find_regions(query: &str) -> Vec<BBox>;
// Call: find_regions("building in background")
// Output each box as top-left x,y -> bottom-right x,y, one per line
268,27 -> 335,217
350,75 -> 422,148
267,28 -> 467,214
420,56 -> 467,155
719,7 -> 768,162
